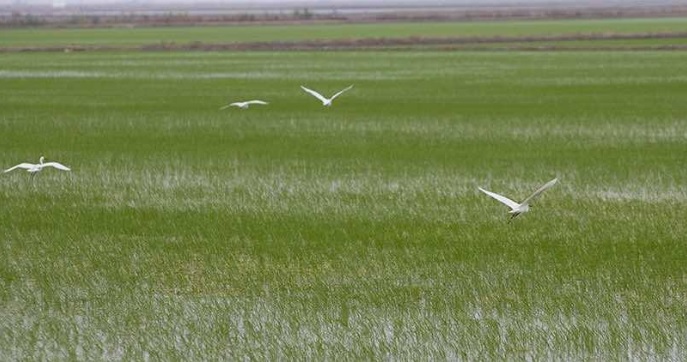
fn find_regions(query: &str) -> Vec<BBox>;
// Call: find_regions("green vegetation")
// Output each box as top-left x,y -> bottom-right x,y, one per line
1,49 -> 686,359
1,17 -> 686,48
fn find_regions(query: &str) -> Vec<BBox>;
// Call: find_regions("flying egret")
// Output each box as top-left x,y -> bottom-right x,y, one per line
4,156 -> 71,174
220,100 -> 268,110
479,178 -> 558,222
300,85 -> 353,106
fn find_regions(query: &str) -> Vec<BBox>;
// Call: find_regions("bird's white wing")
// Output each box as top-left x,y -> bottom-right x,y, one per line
478,187 -> 520,210
246,100 -> 268,105
4,163 -> 35,173
521,178 -> 558,205
330,85 -> 353,100
219,104 -> 233,110
300,86 -> 329,103
43,162 -> 71,171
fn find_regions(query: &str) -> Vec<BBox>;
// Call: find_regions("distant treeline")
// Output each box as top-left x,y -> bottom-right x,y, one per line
2,5 -> 687,29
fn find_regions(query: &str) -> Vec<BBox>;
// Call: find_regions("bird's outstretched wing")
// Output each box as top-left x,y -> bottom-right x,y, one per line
219,104 -> 233,110
246,100 -> 268,105
478,187 -> 520,210
521,178 -> 558,205
330,85 -> 353,101
43,162 -> 71,171
300,86 -> 329,103
4,163 -> 35,173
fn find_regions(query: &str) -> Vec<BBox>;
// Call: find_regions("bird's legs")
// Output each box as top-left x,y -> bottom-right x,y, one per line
508,212 -> 520,223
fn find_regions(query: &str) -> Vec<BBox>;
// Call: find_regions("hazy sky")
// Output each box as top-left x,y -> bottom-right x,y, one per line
0,0 -> 647,5
2,0 -> 682,7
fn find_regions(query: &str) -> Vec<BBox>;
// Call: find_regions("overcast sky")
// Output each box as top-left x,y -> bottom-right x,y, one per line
2,0 -> 682,7
0,0 -> 662,5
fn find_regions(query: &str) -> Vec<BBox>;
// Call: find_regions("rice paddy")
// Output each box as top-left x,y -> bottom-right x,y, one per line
1,36 -> 687,359
1,17 -> 687,49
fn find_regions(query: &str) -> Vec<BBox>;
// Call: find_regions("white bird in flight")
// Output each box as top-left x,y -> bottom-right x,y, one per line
4,156 -> 71,174
300,85 -> 353,106
479,178 -> 558,222
220,100 -> 268,110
